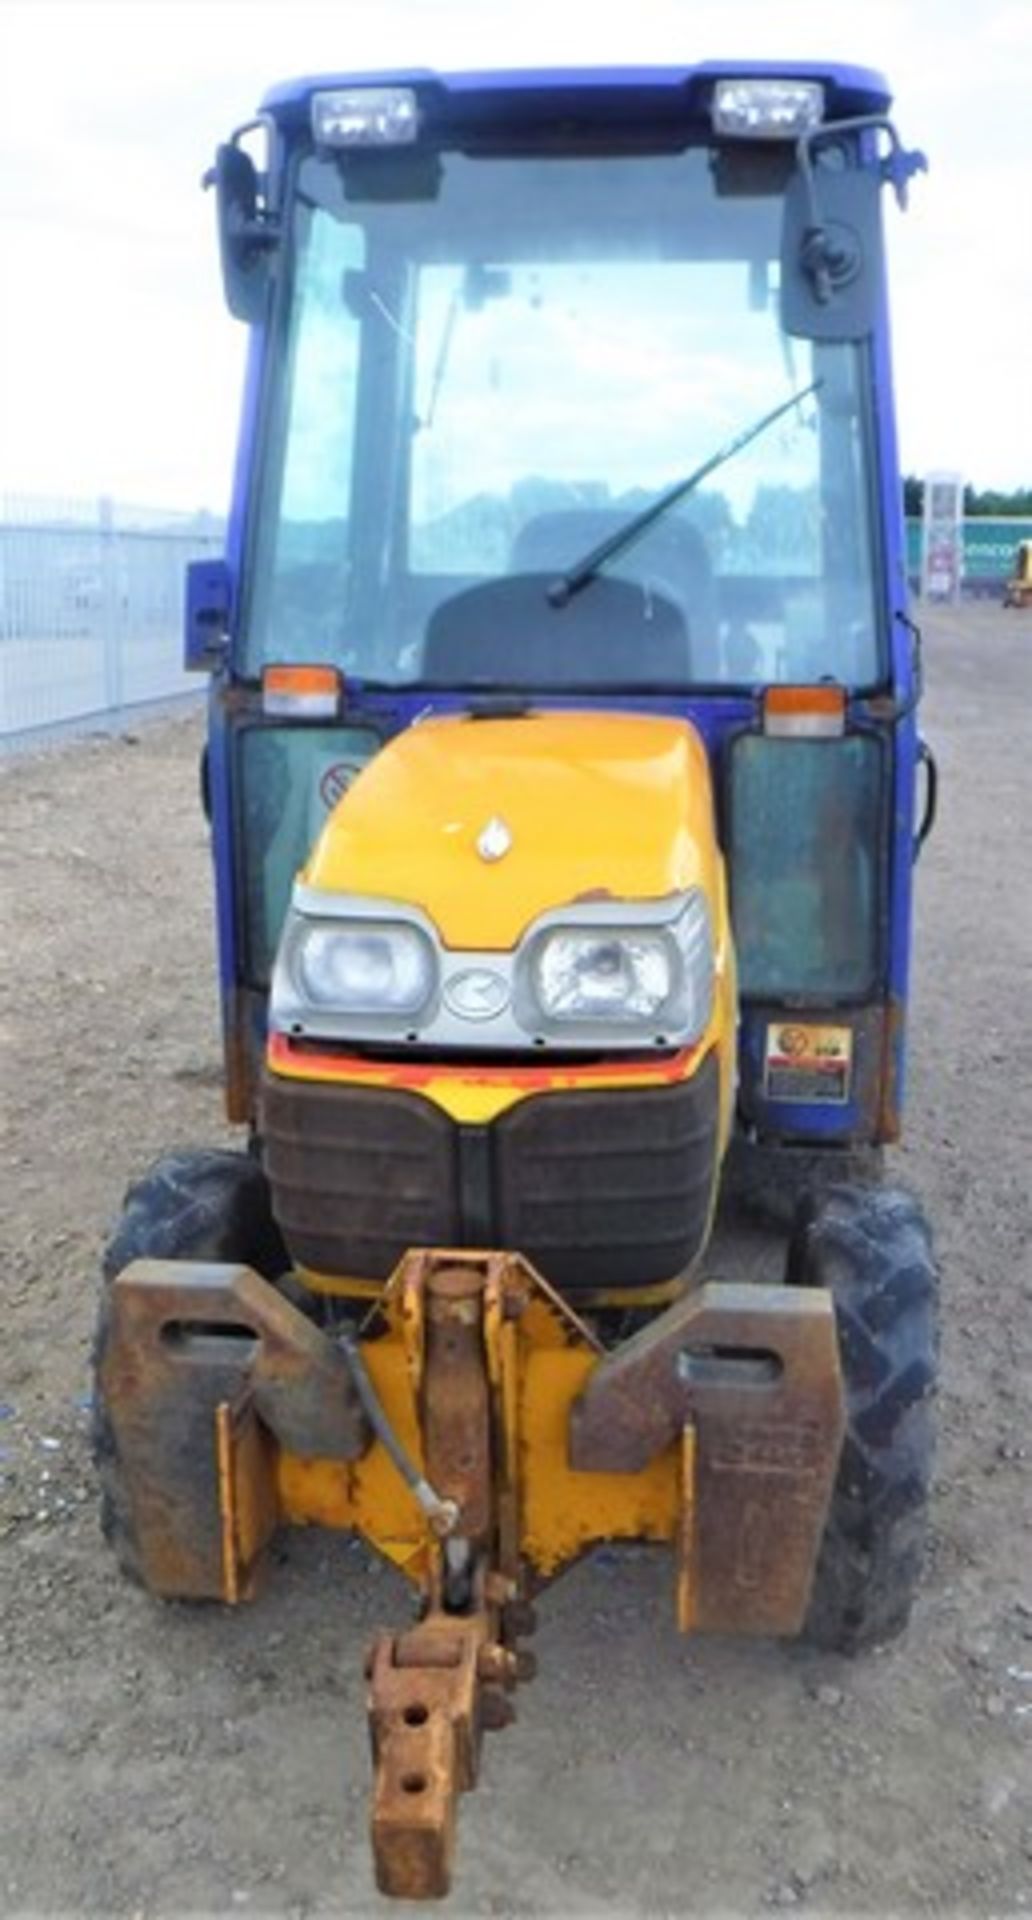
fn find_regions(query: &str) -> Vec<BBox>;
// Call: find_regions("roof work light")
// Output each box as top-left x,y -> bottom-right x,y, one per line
711,79 -> 825,138
311,87 -> 420,148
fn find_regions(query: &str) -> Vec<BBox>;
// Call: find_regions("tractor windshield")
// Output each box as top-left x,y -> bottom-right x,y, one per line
242,145 -> 881,691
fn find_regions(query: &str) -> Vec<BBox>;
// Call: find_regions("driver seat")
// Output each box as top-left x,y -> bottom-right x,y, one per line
421,571 -> 690,687
511,507 -> 719,664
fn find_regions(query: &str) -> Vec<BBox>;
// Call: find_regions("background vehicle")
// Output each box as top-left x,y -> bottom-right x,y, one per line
1004,537 -> 1032,606
96,63 -> 937,1898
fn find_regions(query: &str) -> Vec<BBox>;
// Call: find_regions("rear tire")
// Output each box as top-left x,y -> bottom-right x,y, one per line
93,1148 -> 289,1583
787,1184 -> 938,1653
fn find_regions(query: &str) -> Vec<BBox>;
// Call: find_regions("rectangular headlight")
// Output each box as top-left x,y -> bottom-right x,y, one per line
529,892 -> 714,1040
534,929 -> 672,1023
711,79 -> 824,140
311,87 -> 420,149
288,919 -> 435,1017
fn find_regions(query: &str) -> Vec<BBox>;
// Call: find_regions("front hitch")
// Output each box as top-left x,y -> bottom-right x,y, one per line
100,1250 -> 845,1896
363,1259 -> 535,1897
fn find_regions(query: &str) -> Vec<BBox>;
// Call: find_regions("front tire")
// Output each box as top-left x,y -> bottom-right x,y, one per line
101,1146 -> 288,1285
93,1148 -> 288,1583
723,1136 -> 884,1231
787,1184 -> 938,1653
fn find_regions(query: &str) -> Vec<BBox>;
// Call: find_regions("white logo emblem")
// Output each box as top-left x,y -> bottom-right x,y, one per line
476,816 -> 513,862
443,968 -> 510,1021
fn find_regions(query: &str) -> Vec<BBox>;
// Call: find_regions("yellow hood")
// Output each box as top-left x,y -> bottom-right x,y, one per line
302,710 -> 721,951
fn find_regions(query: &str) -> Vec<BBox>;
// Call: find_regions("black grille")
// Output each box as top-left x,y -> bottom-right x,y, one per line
494,1053 -> 719,1291
262,1074 -> 459,1278
262,1052 -> 720,1294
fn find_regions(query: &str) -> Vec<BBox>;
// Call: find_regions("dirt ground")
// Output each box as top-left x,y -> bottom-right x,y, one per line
1,603 -> 1030,1918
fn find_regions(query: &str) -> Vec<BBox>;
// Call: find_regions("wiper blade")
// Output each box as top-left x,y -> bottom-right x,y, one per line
547,379 -> 822,608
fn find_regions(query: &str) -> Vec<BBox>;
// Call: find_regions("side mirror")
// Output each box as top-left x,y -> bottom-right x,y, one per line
211,143 -> 277,325
780,162 -> 882,342
184,558 -> 231,672
780,116 -> 927,343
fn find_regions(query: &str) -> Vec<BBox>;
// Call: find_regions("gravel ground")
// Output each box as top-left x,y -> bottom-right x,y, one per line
1,602 -> 1030,1917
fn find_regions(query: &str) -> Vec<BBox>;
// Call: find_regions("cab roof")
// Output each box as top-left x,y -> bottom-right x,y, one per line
261,61 -> 891,132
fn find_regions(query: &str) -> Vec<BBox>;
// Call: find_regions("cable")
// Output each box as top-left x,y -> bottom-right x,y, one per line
337,1331 -> 459,1536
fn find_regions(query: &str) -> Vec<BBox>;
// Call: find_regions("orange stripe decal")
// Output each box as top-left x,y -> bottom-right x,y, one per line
266,1030 -> 698,1094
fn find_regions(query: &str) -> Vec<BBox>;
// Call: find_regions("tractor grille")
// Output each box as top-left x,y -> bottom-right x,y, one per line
261,1052 -> 719,1295
494,1053 -> 719,1292
261,1077 -> 459,1279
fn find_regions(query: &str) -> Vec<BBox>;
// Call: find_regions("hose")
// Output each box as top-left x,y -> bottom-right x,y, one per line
337,1331 -> 459,1536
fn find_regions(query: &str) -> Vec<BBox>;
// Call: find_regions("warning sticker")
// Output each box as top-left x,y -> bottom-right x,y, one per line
319,760 -> 365,810
764,1023 -> 853,1105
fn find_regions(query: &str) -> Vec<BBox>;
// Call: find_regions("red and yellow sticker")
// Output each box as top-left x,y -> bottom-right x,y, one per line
764,1022 -> 853,1105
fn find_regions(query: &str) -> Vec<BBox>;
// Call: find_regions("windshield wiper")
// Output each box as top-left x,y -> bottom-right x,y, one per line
547,379 -> 823,608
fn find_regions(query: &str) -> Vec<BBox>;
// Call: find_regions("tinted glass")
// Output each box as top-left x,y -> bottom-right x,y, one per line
238,725 -> 381,983
730,733 -> 883,998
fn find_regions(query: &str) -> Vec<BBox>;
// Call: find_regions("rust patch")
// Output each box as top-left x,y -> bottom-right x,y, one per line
367,1612 -> 488,1900
876,993 -> 905,1143
222,986 -> 254,1125
422,1267 -> 492,1543
215,1393 -> 279,1602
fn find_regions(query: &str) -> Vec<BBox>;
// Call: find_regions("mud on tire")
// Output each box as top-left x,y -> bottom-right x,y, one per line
92,1148 -> 288,1582
787,1183 -> 938,1654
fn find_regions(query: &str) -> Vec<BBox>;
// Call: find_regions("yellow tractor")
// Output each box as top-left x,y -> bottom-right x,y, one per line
1004,538 -> 1032,607
95,64 -> 938,1898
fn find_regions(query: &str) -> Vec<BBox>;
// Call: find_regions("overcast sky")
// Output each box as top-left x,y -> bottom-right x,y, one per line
0,0 -> 1028,510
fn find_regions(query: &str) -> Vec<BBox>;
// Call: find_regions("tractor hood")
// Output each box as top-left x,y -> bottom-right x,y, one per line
301,709 -> 721,950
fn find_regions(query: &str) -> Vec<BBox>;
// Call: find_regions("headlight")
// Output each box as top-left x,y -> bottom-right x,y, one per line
529,892 -> 714,1038
289,920 -> 435,1017
271,887 -> 716,1052
535,931 -> 671,1020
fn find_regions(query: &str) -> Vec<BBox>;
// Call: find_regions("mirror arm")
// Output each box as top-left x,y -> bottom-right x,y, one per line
202,113 -> 273,187
796,114 -> 927,216
201,170 -> 280,252
794,115 -> 927,304
229,212 -> 280,251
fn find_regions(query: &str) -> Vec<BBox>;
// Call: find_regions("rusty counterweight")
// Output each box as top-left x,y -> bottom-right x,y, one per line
97,1259 -> 368,1599
570,1280 -> 845,1635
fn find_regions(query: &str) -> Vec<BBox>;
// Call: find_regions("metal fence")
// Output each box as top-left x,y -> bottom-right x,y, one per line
0,494 -> 224,746
3,497 -> 1027,749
